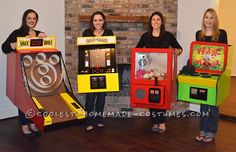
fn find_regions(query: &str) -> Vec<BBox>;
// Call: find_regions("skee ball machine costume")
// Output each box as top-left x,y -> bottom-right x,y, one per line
6,37 -> 85,132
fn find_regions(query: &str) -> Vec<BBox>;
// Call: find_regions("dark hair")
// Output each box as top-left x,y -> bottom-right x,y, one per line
89,11 -> 106,32
19,9 -> 39,34
148,11 -> 165,38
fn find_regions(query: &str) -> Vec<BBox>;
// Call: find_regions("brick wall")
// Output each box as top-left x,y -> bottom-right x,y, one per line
65,0 -> 188,113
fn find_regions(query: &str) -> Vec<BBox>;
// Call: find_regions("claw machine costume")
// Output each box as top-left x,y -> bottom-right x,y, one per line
6,37 -> 85,131
130,48 -> 177,109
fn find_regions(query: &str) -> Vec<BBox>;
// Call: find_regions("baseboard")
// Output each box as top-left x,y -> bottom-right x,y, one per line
220,114 -> 236,122
0,108 -> 18,120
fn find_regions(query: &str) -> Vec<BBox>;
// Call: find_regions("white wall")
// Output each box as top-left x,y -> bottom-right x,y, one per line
0,0 -> 65,119
177,0 -> 216,112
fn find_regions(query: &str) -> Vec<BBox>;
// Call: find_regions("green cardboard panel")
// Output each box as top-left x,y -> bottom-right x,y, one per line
178,82 -> 217,105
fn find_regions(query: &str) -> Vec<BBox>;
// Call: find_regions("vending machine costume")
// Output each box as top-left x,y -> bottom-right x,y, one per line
178,41 -> 232,106
77,36 -> 119,93
6,37 -> 85,131
130,48 -> 177,109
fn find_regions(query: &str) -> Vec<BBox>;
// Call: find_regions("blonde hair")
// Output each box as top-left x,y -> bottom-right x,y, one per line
200,8 -> 220,42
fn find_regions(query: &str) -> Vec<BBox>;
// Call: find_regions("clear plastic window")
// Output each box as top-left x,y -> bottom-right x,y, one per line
135,52 -> 167,80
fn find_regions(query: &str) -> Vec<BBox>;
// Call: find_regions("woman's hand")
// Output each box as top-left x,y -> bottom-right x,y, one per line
10,42 -> 16,50
38,32 -> 47,39
174,48 -> 183,56
26,31 -> 36,38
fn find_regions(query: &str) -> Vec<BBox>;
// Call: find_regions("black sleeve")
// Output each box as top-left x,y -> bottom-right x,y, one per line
1,30 -> 19,54
169,32 -> 182,49
105,29 -> 114,36
82,29 -> 92,37
35,30 -> 42,36
136,33 -> 146,48
218,29 -> 228,44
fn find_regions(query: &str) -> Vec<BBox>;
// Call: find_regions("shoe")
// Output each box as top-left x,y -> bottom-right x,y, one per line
152,124 -> 159,132
29,123 -> 41,136
22,125 -> 34,137
85,125 -> 94,131
202,136 -> 214,143
97,123 -> 105,128
158,123 -> 166,133
157,128 -> 166,133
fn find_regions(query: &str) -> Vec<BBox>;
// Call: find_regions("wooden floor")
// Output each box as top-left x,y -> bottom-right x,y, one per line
220,77 -> 236,117
0,116 -> 236,152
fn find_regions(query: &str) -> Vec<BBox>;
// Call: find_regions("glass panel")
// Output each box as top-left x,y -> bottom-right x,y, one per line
135,52 -> 167,80
90,49 -> 106,68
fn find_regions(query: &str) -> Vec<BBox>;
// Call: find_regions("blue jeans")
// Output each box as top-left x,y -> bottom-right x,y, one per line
19,110 -> 32,125
200,104 -> 219,138
85,93 -> 106,126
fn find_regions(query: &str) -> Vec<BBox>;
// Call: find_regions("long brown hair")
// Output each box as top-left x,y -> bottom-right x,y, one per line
148,11 -> 165,38
199,8 -> 220,42
89,11 -> 107,33
19,9 -> 39,34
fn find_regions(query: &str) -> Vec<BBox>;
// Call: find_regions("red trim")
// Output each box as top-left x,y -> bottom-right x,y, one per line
16,49 -> 59,54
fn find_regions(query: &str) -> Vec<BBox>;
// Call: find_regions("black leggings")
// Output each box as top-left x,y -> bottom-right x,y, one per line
149,108 -> 166,124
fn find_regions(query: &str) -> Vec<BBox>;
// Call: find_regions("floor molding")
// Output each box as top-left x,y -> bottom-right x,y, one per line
220,114 -> 236,122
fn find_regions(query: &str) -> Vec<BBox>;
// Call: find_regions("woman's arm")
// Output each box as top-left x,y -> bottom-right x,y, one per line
219,29 -> 228,44
1,30 -> 18,54
169,32 -> 183,56
136,33 -> 146,48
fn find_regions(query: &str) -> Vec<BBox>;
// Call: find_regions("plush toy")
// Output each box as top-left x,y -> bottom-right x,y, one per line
136,69 -> 147,79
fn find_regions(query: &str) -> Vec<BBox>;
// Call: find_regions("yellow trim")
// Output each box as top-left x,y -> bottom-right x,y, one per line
16,36 -> 56,50
77,36 -> 116,45
60,93 -> 86,119
178,75 -> 217,87
77,73 -> 119,93
32,97 -> 52,126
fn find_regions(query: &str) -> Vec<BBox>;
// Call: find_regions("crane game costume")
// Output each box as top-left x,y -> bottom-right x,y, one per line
130,48 -> 177,109
77,36 -> 119,93
178,41 -> 232,105
6,37 -> 85,131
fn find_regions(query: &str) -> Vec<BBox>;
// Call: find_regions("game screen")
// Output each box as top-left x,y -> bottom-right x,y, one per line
191,42 -> 226,73
90,49 -> 106,68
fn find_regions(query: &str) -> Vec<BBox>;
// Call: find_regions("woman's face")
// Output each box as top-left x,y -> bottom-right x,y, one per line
26,12 -> 37,29
151,15 -> 162,30
93,14 -> 104,30
204,12 -> 215,29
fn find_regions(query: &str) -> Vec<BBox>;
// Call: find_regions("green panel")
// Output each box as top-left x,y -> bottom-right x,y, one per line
178,82 -> 217,105
217,69 -> 231,105
216,46 -> 233,105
